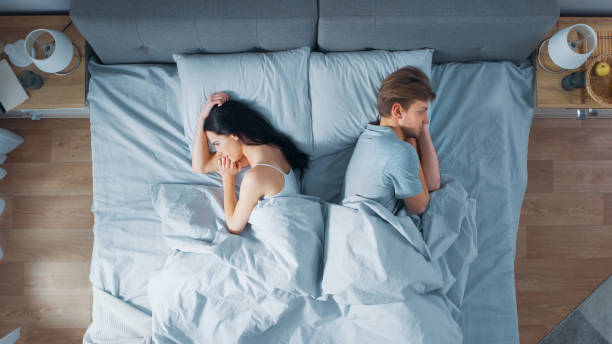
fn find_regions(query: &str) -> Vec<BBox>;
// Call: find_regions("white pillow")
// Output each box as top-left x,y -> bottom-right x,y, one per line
309,49 -> 433,158
173,47 -> 313,155
0,128 -> 24,155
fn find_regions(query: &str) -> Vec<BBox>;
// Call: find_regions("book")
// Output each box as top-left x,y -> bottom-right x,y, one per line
0,59 -> 29,112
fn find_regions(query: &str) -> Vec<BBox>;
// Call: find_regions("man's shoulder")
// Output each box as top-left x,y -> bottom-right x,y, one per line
354,131 -> 394,158
359,127 -> 413,153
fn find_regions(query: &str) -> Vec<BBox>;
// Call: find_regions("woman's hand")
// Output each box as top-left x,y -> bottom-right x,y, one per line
218,155 -> 243,179
199,91 -> 230,119
236,156 -> 250,169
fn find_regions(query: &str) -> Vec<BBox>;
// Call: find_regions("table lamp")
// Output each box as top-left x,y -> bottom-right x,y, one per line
538,24 -> 598,73
23,29 -> 80,76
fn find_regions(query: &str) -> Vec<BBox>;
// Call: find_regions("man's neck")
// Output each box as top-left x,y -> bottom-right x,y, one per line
378,117 -> 405,141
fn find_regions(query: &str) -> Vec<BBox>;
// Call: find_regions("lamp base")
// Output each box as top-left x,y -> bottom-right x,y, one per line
538,39 -> 567,74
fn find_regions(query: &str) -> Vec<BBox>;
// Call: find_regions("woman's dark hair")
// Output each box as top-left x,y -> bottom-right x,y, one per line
203,100 -> 309,172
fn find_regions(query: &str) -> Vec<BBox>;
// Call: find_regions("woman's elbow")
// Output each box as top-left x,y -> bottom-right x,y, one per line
191,160 -> 203,173
228,229 -> 243,235
227,222 -> 245,235
192,163 -> 212,174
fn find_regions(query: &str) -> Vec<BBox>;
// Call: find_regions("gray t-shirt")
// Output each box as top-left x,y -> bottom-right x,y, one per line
342,124 -> 422,213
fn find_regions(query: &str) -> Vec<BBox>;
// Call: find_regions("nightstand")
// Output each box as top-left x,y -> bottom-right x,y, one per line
536,17 -> 612,118
0,15 -> 88,118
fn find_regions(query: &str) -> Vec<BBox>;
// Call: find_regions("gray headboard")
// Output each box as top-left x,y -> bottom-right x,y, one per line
70,0 -> 559,64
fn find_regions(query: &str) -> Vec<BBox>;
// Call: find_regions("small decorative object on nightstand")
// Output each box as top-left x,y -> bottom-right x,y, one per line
586,54 -> 612,106
561,71 -> 586,90
17,70 -> 43,90
4,39 -> 31,67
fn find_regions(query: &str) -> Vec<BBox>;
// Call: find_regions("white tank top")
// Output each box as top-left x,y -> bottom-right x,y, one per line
253,163 -> 299,197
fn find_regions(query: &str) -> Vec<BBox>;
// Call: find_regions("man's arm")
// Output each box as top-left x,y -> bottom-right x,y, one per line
416,125 -> 441,191
402,138 -> 429,215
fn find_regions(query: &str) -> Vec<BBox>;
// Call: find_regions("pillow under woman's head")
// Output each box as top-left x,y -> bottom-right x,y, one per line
203,100 -> 309,173
173,47 -> 313,156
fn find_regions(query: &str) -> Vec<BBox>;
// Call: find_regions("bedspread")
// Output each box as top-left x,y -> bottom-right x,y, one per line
146,176 -> 476,343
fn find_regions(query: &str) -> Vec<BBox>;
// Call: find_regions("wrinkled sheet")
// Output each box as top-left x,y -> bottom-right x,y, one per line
429,62 -> 534,343
147,176 -> 476,343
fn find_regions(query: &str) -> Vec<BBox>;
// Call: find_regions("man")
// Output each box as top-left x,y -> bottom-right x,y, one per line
343,66 -> 441,215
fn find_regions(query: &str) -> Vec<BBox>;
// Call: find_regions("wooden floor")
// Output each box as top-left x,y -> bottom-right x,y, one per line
0,117 -> 611,343
517,117 -> 612,343
0,119 -> 92,343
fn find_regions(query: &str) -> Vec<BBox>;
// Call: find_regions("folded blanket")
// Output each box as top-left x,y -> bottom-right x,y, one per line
147,177 -> 477,343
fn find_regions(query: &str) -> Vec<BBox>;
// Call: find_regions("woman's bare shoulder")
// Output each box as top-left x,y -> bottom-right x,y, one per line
244,165 -> 284,190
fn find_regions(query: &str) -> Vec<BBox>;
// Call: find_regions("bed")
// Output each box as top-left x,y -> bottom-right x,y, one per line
70,0 -> 559,343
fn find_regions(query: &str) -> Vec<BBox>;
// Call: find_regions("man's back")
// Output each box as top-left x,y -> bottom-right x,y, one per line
343,124 -> 422,213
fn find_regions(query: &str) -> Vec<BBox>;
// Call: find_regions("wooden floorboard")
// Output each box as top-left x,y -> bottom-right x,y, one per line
0,119 -> 92,343
517,117 -> 612,343
1,117 -> 611,343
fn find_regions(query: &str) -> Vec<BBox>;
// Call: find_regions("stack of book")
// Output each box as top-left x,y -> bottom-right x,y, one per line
0,59 -> 29,113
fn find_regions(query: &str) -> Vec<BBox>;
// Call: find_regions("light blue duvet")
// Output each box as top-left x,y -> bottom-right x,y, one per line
147,176 -> 476,343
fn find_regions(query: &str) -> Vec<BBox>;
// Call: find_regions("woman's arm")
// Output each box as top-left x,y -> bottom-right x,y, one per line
192,114 -> 218,173
218,156 -> 264,234
416,125 -> 441,191
192,92 -> 229,174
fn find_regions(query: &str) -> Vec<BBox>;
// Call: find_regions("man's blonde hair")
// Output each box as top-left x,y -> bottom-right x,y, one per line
377,66 -> 436,118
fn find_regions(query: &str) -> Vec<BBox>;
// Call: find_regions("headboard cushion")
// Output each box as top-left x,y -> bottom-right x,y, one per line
70,0 -> 318,64
318,0 -> 559,63
70,0 -> 559,64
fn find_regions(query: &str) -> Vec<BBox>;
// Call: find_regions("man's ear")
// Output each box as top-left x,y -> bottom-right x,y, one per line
391,102 -> 404,120
230,134 -> 239,141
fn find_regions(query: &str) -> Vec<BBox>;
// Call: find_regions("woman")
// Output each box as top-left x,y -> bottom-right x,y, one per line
192,92 -> 309,235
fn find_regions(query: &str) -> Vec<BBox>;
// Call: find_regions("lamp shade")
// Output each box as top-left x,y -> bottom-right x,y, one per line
23,29 -> 74,74
548,24 -> 597,70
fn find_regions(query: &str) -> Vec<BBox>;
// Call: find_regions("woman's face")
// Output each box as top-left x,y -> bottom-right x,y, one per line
206,131 -> 243,161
